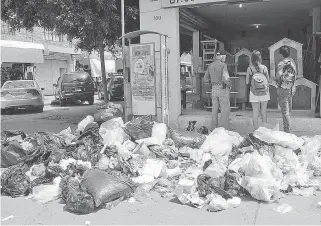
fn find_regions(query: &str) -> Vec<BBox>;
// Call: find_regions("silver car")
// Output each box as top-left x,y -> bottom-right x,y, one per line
1,80 -> 44,114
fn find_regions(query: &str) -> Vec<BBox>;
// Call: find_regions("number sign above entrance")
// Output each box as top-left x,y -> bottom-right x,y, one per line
161,0 -> 267,8
162,0 -> 229,8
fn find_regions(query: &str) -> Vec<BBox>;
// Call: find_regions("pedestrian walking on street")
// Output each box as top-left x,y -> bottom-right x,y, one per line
246,50 -> 270,130
204,53 -> 231,130
273,45 -> 297,133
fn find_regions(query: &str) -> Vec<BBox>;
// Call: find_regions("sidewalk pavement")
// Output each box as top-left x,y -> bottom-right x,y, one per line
179,109 -> 321,136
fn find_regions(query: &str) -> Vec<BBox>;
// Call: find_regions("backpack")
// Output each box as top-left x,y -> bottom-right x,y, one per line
279,60 -> 296,90
250,66 -> 269,96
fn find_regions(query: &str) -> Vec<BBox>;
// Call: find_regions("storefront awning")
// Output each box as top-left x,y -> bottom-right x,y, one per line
46,44 -> 82,55
0,40 -> 45,64
90,59 -> 115,78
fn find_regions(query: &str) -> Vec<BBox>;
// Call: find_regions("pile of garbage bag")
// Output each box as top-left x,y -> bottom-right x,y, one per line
1,103 -> 321,214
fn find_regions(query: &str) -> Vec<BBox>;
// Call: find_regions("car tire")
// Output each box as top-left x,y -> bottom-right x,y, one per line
6,108 -> 14,115
60,98 -> 66,107
35,106 -> 44,113
1,109 -> 6,115
88,96 -> 94,105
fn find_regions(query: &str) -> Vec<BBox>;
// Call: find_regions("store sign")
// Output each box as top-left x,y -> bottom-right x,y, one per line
129,43 -> 156,115
162,0 -> 227,8
162,0 -> 266,8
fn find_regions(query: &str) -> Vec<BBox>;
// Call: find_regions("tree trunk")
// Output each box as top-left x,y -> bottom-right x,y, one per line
99,41 -> 108,103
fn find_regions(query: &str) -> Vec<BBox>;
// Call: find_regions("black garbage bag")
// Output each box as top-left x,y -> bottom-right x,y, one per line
60,176 -> 82,202
96,102 -> 123,112
48,147 -> 66,163
65,163 -> 90,177
124,116 -> 154,140
74,122 -> 101,144
1,142 -> 26,168
70,137 -> 101,165
94,108 -> 122,124
61,176 -> 95,214
24,142 -> 52,167
1,163 -> 31,197
224,170 -> 242,196
65,188 -> 96,214
1,130 -> 27,145
197,174 -> 232,200
80,169 -> 136,208
168,127 -> 206,149
30,165 -> 65,188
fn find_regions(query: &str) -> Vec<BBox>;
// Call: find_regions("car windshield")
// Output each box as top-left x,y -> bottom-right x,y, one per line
2,81 -> 35,89
62,73 -> 89,83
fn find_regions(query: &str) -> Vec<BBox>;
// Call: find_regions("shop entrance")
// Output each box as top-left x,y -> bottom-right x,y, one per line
178,0 -> 320,118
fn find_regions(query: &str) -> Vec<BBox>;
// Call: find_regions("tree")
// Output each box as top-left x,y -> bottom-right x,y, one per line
1,0 -> 139,103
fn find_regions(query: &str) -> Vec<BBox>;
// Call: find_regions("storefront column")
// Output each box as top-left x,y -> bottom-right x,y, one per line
312,7 -> 321,117
192,30 -> 201,94
312,7 -> 321,59
139,0 -> 181,126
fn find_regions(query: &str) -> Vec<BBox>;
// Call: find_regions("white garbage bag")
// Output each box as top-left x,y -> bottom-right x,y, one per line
301,135 -> 321,164
253,127 -> 304,150
207,194 -> 229,212
78,115 -> 94,132
123,140 -> 136,152
241,152 -> 283,202
281,164 -> 310,189
227,197 -> 241,208
228,153 -> 253,173
151,123 -> 167,144
31,177 -> 61,203
200,127 -> 243,155
274,145 -> 299,174
100,117 -> 124,130
142,159 -> 167,179
99,126 -> 129,145
59,127 -> 76,145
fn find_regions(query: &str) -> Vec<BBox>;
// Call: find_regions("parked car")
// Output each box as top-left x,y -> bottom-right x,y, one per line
98,76 -> 124,101
1,80 -> 44,114
54,72 -> 95,106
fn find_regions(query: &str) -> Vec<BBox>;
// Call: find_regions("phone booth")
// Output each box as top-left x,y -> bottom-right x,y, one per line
120,30 -> 170,124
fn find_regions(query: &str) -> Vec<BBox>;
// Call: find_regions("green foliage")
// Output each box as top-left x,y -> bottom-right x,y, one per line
1,0 -> 139,53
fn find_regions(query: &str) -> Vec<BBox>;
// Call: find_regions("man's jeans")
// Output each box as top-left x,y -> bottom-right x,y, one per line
277,88 -> 292,133
211,84 -> 230,130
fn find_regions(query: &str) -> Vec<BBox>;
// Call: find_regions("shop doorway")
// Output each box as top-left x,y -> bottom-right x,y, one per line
178,0 -> 320,115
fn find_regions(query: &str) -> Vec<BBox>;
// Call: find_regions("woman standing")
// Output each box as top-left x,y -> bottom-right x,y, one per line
246,50 -> 270,130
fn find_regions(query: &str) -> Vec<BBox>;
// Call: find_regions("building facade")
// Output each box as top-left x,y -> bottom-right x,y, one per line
1,21 -> 82,95
137,0 -> 321,126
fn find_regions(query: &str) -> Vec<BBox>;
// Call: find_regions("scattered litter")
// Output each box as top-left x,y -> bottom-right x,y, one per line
85,221 -> 91,226
1,104 -> 321,215
1,215 -> 14,222
292,187 -> 315,197
273,204 -> 293,214
207,194 -> 229,212
317,202 -> 321,208
128,197 -> 136,203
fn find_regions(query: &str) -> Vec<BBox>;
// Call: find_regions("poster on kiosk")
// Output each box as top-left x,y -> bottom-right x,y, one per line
129,43 -> 156,116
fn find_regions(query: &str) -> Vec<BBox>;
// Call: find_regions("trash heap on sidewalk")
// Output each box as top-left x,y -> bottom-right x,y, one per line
1,102 -> 321,214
